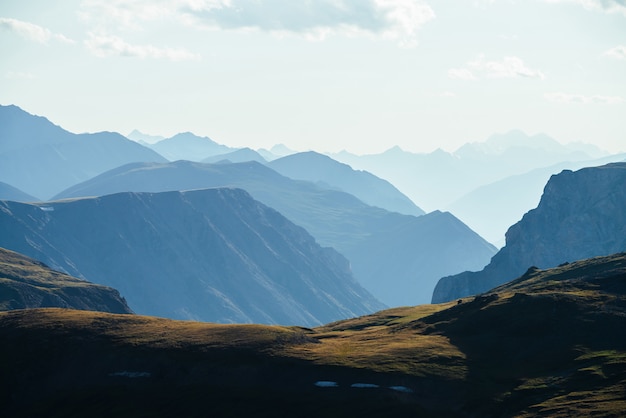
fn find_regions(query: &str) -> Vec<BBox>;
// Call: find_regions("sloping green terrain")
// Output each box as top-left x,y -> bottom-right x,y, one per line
1,253 -> 624,417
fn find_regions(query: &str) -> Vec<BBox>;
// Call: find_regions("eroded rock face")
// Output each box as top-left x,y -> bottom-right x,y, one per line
0,188 -> 383,326
432,162 -> 626,303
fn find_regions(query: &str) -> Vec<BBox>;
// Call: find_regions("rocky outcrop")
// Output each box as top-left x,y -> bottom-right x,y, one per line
0,188 -> 383,326
0,247 -> 132,313
432,163 -> 626,303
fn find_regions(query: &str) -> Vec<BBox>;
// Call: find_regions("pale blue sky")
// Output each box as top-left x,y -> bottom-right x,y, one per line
1,0 -> 625,154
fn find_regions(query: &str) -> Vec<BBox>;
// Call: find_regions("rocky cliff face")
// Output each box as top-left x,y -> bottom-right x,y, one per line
432,163 -> 626,303
0,188 -> 383,326
0,247 -> 132,313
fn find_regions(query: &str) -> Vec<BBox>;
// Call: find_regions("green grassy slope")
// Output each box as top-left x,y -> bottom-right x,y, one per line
1,253 -> 625,417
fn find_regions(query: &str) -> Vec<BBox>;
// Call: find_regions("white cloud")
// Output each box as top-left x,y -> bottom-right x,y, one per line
447,68 -> 476,80
542,0 -> 626,15
80,0 -> 435,47
448,55 -> 545,80
85,33 -> 200,60
604,45 -> 626,59
0,17 -> 74,44
545,92 -> 625,104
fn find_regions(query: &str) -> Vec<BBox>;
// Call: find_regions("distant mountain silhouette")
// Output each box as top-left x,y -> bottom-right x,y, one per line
432,162 -> 626,303
332,130 -> 608,212
446,153 -> 626,246
54,160 -> 496,306
126,129 -> 165,144
257,144 -> 298,161
268,151 -> 424,216
148,132 -> 235,161
202,147 -> 267,164
0,189 -> 383,326
0,181 -> 38,202
0,247 -> 132,314
0,105 -> 166,199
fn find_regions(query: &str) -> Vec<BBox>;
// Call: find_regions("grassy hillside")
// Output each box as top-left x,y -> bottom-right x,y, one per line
0,247 -> 132,313
1,253 -> 625,417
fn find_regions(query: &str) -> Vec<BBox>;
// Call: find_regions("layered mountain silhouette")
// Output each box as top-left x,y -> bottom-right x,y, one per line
126,129 -> 165,145
268,151 -> 424,216
432,162 -> 626,303
54,160 -> 496,306
333,130 -> 609,213
0,181 -> 37,202
0,247 -> 132,314
0,188 -> 383,326
0,105 -> 166,199
148,132 -> 235,161
202,147 -> 267,164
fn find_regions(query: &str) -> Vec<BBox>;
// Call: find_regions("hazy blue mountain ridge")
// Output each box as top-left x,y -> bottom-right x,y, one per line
202,147 -> 267,164
0,188 -> 383,326
332,130 -> 606,213
0,181 -> 38,202
268,151 -> 424,216
432,162 -> 626,303
148,132 -> 236,161
53,160 -> 496,306
0,105 -> 166,199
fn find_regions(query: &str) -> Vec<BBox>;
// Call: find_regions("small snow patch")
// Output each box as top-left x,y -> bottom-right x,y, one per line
351,383 -> 379,388
315,381 -> 338,388
389,386 -> 413,393
40,206 -> 54,212
109,371 -> 151,378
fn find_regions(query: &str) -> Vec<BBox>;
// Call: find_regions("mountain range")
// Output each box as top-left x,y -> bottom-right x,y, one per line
0,105 -> 166,200
267,151 -> 424,216
202,147 -> 268,164
433,162 -> 626,303
53,160 -> 496,306
146,132 -> 236,162
2,251 -> 624,417
0,247 -> 132,314
0,188 -> 383,326
332,130 -> 602,210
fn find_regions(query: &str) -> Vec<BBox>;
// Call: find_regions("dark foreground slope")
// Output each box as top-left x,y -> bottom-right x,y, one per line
0,188 -> 381,326
0,247 -> 132,313
1,253 -> 624,417
433,163 -> 626,303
